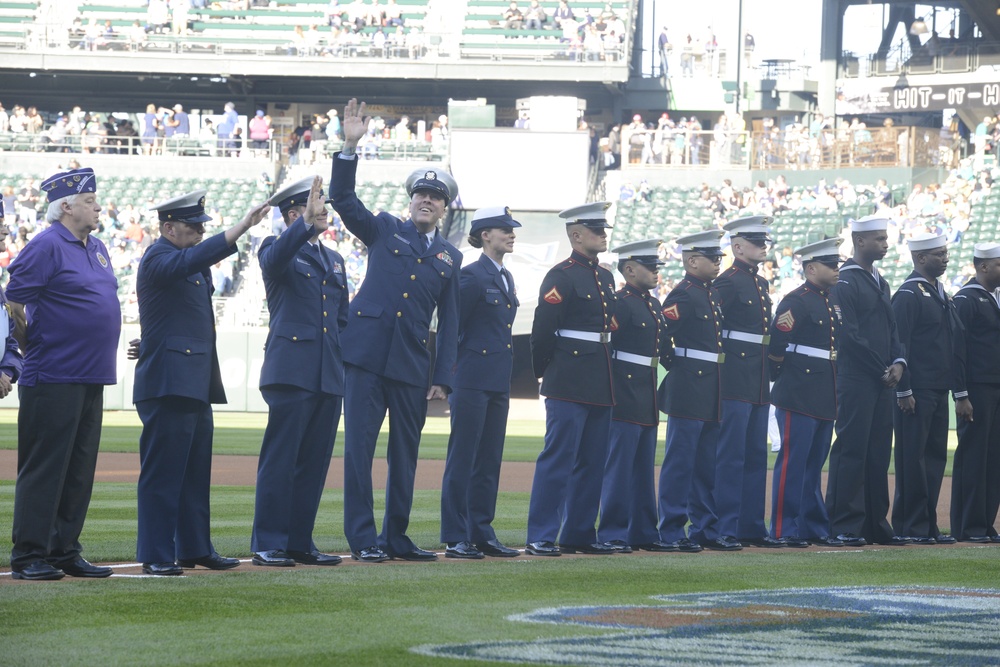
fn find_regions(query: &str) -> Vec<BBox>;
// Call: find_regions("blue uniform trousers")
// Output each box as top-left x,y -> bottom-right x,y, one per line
440,387 -> 510,544
657,416 -> 720,543
527,398 -> 611,545
597,420 -> 659,545
891,388 -> 949,538
252,387 -> 342,552
951,382 -> 1000,539
343,364 -> 426,554
769,409 -> 834,540
716,399 -> 770,540
136,396 -> 215,563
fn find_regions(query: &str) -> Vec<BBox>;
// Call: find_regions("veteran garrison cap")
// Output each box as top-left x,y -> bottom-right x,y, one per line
559,201 -> 612,229
612,238 -> 664,267
973,242 -> 1000,259
849,213 -> 890,233
470,206 -> 522,236
268,176 -> 332,213
724,215 -> 773,242
795,238 -> 843,266
41,167 -> 97,201
406,168 -> 456,204
907,231 -> 947,252
152,189 -> 212,224
677,229 -> 725,258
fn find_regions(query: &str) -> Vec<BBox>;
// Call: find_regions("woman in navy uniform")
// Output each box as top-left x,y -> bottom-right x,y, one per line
597,238 -> 667,552
251,176 -> 349,567
768,238 -> 843,547
440,206 -> 521,559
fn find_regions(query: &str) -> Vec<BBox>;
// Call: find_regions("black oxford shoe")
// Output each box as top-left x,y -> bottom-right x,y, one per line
904,536 -> 937,545
603,540 -> 633,553
525,541 -> 561,556
742,536 -> 785,548
445,542 -> 484,559
876,536 -> 912,546
388,546 -> 438,561
836,533 -> 867,547
475,540 -> 520,557
59,557 -> 113,578
252,550 -> 295,567
178,553 -> 240,570
287,549 -> 342,566
12,561 -> 65,581
934,534 -> 957,545
808,536 -> 845,547
963,535 -> 992,543
559,542 -> 616,555
781,536 -> 811,548
701,537 -> 743,551
351,546 -> 389,563
635,541 -> 678,552
142,562 -> 183,576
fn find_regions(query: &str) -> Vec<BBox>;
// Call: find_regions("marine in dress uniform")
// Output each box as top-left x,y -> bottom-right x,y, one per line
0,202 -> 23,403
950,242 -> 1000,543
526,201 -> 617,556
332,98 -> 462,563
767,239 -> 844,547
440,206 -> 522,560
656,229 -> 726,553
251,176 -> 349,567
6,168 -> 119,581
597,238 -> 668,552
826,215 -> 909,547
714,216 -> 784,548
133,190 -> 270,575
890,232 -> 960,544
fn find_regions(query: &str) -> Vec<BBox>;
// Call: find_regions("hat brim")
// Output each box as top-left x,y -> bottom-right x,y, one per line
173,213 -> 213,224
569,220 -> 612,229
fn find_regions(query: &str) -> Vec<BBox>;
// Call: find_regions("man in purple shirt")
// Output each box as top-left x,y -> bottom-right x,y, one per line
5,167 -> 121,581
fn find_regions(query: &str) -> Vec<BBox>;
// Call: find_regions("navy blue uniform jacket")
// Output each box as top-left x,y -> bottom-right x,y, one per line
952,277 -> 1000,392
831,259 -> 904,378
891,271 -> 959,394
714,258 -> 771,404
610,284 -> 665,426
0,287 -> 23,383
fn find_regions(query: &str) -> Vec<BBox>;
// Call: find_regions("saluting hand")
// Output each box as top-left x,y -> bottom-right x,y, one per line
302,175 -> 330,233
342,98 -> 369,146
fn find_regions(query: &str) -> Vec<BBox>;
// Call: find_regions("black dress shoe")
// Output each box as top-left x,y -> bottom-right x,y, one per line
445,542 -> 484,559
388,546 -> 438,561
781,536 -> 811,548
742,536 -> 785,548
933,534 -> 957,545
701,536 -> 743,551
635,541 -> 678,552
252,550 -> 295,567
666,538 -> 704,553
836,533 -> 867,547
351,546 -> 390,563
876,536 -> 912,546
603,540 -> 633,553
59,557 -> 113,578
142,562 -> 183,576
475,540 -> 520,557
991,535 -> 1000,543
808,536 -> 845,547
525,541 -> 561,556
287,549 -> 342,566
11,561 -> 65,581
904,536 -> 937,545
963,535 -> 992,543
178,553 -> 240,570
560,542 -> 617,555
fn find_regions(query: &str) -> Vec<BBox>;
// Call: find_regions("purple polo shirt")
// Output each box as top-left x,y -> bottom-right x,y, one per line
5,221 -> 121,386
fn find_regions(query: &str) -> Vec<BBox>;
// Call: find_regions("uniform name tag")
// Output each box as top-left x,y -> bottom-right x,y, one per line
296,257 -> 311,265
486,288 -> 501,294
393,233 -> 412,245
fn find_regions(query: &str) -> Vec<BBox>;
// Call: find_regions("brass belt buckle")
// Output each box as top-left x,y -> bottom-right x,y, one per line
761,334 -> 771,345
830,350 -> 837,361
717,353 -> 726,364
600,332 -> 611,344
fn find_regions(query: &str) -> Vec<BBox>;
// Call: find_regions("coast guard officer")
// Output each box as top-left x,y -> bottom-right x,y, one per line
826,214 -> 909,547
767,238 -> 843,547
0,202 -> 23,400
526,201 -> 617,556
656,229 -> 727,553
714,216 -> 785,548
950,242 -> 1000,543
597,238 -> 668,552
251,176 -> 349,567
440,206 -> 521,559
890,232 -> 960,544
134,190 -> 270,575
332,98 -> 462,563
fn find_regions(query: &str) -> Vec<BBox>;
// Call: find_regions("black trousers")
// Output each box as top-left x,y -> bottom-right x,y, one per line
951,382 -> 1000,539
892,388 -> 949,537
11,383 -> 105,569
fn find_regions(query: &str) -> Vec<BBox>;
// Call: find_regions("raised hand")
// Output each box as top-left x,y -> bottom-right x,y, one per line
342,98 -> 369,147
303,175 -> 330,232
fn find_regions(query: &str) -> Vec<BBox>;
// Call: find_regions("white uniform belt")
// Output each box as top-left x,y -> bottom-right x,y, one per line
613,350 -> 658,368
556,329 -> 611,344
673,347 -> 725,364
787,344 -> 836,360
722,330 -> 770,345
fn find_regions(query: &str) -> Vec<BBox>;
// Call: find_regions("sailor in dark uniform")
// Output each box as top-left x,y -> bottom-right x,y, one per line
890,232 -> 960,545
526,201 -> 617,556
826,214 -> 909,547
656,229 -> 727,553
597,238 -> 667,552
440,206 -> 521,559
950,242 -> 1000,543
767,238 -> 844,547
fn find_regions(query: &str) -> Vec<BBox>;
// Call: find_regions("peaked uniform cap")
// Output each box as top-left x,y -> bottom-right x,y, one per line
677,229 -> 725,256
269,176 -> 332,213
795,237 -> 843,264
612,237 -> 664,266
152,189 -> 212,223
559,201 -> 612,229
723,215 -> 773,238
470,206 -> 522,235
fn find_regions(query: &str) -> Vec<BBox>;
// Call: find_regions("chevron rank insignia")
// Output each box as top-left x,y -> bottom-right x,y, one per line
543,287 -> 563,304
663,304 -> 679,320
775,310 -> 795,332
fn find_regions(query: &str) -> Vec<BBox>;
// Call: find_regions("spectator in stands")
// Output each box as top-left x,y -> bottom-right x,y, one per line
141,103 -> 159,155
680,33 -> 694,76
514,109 -> 530,129
249,110 -> 271,152
171,0 -> 189,36
327,108 -> 342,140
305,24 -> 323,55
367,0 -> 386,27
372,27 -> 388,56
326,0 -> 342,26
393,116 -> 411,141
384,0 -> 403,26
217,101 -> 238,154
0,102 -> 8,134
346,0 -> 366,29
405,26 -> 424,59
129,20 -> 148,50
17,179 -> 39,227
525,0 -> 546,30
44,116 -> 69,152
503,1 -> 524,29
231,126 -> 245,157
170,104 -> 190,137
147,0 -> 170,33
552,0 -> 574,27
658,26 -> 670,76
25,106 -> 43,134
288,25 -> 307,56
8,105 -> 26,133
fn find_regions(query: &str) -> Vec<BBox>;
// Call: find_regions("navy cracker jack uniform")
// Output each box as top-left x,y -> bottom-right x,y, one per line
951,278 -> 1000,540
251,219 -> 349,554
714,258 -> 772,541
330,154 -> 462,555
598,284 -> 666,546
768,281 -> 840,540
133,233 -> 236,564
826,259 -> 905,544
528,250 -> 615,546
656,274 -> 724,543
440,254 -> 518,545
890,272 -> 959,540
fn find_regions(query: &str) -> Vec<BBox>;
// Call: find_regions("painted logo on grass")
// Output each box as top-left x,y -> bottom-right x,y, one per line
413,586 -> 1000,665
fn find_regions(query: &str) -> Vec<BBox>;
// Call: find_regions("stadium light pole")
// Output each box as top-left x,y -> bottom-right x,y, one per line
735,0 -> 743,114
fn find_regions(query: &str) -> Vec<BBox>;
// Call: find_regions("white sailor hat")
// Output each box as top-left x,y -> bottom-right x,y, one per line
405,168 -> 457,204
611,238 -> 664,267
268,176 -> 332,213
795,237 -> 843,266
470,206 -> 522,235
723,215 -> 773,242
677,229 -> 725,257
907,231 -> 947,252
849,213 -> 890,233
559,201 -> 612,229
152,189 -> 212,223
973,242 -> 1000,259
